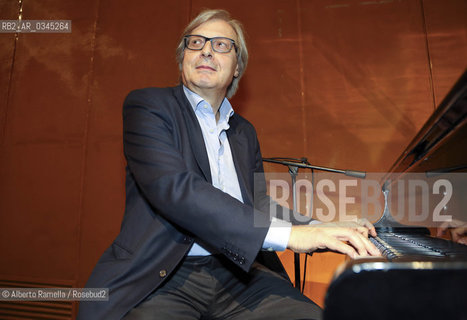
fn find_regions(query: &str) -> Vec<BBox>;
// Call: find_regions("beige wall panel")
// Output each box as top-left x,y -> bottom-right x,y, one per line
424,0 -> 467,104
78,0 -> 190,284
300,0 -> 435,172
0,0 -> 99,281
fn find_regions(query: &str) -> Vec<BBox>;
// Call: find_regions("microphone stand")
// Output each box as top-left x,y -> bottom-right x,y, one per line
262,157 -> 366,292
263,157 -> 366,179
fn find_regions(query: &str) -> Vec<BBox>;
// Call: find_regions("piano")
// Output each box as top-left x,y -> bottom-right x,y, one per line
323,70 -> 467,320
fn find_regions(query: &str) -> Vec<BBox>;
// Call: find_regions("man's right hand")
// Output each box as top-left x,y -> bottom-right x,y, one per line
287,221 -> 381,259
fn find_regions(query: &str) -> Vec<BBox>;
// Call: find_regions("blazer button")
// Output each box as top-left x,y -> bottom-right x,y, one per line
159,270 -> 167,278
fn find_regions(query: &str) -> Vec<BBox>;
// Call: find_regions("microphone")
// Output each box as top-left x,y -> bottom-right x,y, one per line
344,170 -> 366,179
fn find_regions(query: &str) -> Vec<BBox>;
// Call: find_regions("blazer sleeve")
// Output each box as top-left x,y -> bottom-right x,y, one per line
122,88 -> 271,271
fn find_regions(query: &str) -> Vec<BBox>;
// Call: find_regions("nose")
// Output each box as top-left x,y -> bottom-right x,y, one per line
201,40 -> 213,58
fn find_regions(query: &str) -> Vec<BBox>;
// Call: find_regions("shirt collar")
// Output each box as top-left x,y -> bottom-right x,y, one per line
183,85 -> 234,123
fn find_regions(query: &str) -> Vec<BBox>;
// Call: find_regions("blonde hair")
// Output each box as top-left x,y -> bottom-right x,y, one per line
176,9 -> 248,98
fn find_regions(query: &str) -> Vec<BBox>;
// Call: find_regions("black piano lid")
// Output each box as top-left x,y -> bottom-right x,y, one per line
385,69 -> 467,176
324,71 -> 467,320
375,69 -> 467,230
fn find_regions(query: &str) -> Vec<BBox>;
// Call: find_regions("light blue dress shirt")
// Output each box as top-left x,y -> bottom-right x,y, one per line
183,86 -> 292,256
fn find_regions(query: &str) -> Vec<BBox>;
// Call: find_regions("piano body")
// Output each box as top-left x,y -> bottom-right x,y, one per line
323,70 -> 467,320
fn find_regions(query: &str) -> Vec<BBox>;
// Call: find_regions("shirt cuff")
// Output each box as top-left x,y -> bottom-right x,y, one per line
262,217 -> 292,252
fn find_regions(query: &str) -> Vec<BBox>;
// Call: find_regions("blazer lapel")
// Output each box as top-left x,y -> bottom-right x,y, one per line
173,86 -> 212,183
172,85 -> 252,205
227,117 -> 254,206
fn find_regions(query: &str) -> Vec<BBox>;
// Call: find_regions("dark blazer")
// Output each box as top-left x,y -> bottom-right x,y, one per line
78,85 -> 294,320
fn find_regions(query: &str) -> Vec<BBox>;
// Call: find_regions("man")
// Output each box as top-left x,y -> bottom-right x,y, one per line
78,9 -> 380,320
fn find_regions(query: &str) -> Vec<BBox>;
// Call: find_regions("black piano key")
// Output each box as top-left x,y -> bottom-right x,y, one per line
369,231 -> 467,259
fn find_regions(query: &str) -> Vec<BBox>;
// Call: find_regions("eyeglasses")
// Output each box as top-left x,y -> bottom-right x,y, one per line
184,35 -> 237,53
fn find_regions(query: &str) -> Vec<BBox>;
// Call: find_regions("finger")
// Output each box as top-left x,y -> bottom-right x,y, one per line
451,226 -> 467,242
337,222 -> 379,255
436,227 -> 446,237
438,221 -> 452,235
456,226 -> 467,235
359,233 -> 381,256
343,230 -> 381,257
355,232 -> 381,256
337,222 -> 368,237
437,220 -> 459,237
439,219 -> 464,232
322,236 -> 359,259
367,224 -> 377,237
354,226 -> 369,238
335,229 -> 371,257
358,218 -> 377,237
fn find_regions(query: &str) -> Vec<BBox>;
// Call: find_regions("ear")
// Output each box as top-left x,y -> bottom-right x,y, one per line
234,64 -> 240,78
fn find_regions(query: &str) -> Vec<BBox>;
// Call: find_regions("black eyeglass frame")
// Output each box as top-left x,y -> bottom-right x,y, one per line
184,34 -> 238,53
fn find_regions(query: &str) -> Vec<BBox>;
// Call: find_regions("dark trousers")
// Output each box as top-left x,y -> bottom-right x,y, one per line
122,255 -> 322,320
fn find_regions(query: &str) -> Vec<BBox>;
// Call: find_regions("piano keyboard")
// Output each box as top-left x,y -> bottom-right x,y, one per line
370,232 -> 467,260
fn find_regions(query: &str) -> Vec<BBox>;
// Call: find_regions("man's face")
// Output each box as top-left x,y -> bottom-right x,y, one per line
181,19 -> 239,98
